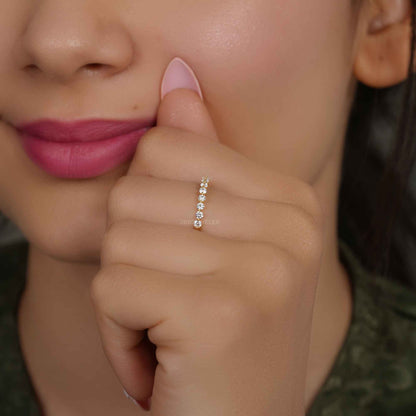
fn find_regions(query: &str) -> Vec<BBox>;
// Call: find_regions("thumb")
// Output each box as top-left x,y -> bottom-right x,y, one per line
157,57 -> 219,142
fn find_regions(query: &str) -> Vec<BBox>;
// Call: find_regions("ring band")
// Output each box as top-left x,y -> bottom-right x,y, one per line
193,176 -> 210,231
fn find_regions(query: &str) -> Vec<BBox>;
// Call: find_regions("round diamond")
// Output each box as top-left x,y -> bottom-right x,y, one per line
198,194 -> 206,202
196,211 -> 204,219
194,220 -> 202,228
197,202 -> 205,210
200,182 -> 208,188
199,187 -> 207,194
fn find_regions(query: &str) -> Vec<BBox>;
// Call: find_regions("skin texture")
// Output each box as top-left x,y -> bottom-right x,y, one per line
0,0 -> 411,414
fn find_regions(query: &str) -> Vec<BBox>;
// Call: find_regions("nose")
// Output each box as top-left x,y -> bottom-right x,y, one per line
20,1 -> 134,83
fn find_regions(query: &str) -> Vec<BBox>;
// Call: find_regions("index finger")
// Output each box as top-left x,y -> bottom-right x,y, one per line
127,126 -> 322,218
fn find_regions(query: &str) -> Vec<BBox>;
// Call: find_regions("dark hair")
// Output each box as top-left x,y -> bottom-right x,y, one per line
339,0 -> 416,288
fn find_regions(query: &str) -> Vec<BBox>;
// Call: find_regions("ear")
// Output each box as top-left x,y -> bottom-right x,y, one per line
353,0 -> 412,88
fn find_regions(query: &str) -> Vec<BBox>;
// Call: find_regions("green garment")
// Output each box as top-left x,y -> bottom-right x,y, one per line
1,238 -> 416,415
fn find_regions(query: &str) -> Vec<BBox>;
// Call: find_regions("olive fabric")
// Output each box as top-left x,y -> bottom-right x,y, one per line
0,240 -> 41,415
307,240 -> 416,416
1,238 -> 416,415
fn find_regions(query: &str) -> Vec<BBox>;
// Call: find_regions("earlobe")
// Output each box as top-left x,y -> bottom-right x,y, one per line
353,0 -> 412,88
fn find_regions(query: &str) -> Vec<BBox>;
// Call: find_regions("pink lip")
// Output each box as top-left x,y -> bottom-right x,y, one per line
15,118 -> 157,179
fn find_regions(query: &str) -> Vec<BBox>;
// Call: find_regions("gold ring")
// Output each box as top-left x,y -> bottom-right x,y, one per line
193,176 -> 210,231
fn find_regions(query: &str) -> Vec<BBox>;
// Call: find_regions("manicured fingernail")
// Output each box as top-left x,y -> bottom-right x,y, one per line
122,387 -> 151,411
160,57 -> 203,101
136,398 -> 151,411
368,15 -> 385,33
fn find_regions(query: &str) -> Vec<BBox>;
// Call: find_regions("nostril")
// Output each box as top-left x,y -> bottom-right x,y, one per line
23,64 -> 39,75
83,63 -> 115,77
85,63 -> 104,70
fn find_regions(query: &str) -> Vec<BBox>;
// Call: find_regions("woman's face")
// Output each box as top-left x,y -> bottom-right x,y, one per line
0,0 -> 363,262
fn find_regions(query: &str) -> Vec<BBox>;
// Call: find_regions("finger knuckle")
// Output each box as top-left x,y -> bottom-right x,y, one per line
299,183 -> 325,226
283,177 -> 323,221
255,240 -> 283,270
135,127 -> 167,171
89,266 -> 117,311
195,283 -> 254,346
257,243 -> 302,306
215,291 -> 251,329
291,205 -> 324,264
216,295 -> 255,348
256,241 -> 293,277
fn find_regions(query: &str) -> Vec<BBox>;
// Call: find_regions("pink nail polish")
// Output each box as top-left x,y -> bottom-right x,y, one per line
368,16 -> 385,33
136,398 -> 151,411
160,57 -> 203,101
123,387 -> 152,411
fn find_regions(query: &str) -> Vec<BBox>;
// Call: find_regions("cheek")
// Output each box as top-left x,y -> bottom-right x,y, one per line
165,0 -> 351,93
156,0 -> 354,179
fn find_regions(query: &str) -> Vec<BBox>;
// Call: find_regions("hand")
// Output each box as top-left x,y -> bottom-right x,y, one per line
89,58 -> 325,416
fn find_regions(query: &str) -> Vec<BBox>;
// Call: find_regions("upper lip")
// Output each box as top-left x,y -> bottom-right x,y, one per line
14,118 -> 157,143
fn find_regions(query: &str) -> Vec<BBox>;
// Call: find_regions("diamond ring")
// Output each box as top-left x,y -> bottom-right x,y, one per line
193,176 -> 210,231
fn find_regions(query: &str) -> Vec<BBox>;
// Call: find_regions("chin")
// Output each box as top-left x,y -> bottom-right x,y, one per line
19,208 -> 106,263
5,159 -> 132,263
10,180 -> 112,264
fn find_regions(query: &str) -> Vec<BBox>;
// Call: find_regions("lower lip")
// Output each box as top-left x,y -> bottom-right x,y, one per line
18,128 -> 151,179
